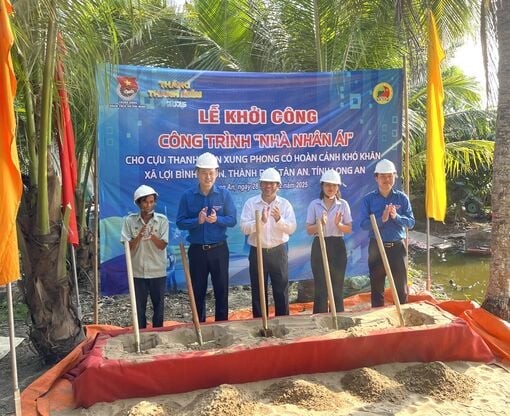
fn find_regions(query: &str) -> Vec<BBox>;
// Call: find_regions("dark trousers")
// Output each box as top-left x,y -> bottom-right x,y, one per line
133,277 -> 166,329
311,236 -> 347,313
368,239 -> 408,307
188,243 -> 229,322
248,243 -> 289,318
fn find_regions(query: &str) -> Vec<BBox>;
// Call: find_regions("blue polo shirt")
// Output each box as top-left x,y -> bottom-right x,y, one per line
359,188 -> 415,241
176,184 -> 237,244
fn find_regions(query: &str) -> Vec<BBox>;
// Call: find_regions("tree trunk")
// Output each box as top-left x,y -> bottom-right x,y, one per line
482,2 -> 510,321
18,174 -> 85,364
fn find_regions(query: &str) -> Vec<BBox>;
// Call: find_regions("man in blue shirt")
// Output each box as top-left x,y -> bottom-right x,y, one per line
176,152 -> 237,321
359,159 -> 415,307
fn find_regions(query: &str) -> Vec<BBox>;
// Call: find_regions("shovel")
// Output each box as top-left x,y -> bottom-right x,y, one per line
123,241 -> 141,353
316,219 -> 339,330
255,210 -> 273,337
369,214 -> 405,327
179,243 -> 204,345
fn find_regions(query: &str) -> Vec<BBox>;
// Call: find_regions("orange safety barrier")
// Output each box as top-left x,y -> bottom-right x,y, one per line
460,308 -> 510,360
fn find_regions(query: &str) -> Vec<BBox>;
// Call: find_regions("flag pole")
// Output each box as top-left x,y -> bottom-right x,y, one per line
426,218 -> 431,290
7,282 -> 22,415
2,1 -> 23,412
402,56 -> 410,276
70,244 -> 82,319
93,142 -> 99,324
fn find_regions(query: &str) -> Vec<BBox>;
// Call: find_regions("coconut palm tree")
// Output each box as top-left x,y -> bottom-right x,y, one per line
482,1 -> 510,321
12,0 -> 175,362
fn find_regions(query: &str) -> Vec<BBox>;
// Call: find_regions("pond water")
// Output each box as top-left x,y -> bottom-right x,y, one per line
411,250 -> 490,303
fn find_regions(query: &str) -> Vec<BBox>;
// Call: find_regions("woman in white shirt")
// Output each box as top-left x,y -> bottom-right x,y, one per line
306,169 -> 352,313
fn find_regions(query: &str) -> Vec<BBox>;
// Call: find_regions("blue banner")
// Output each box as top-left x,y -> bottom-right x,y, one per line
97,64 -> 403,295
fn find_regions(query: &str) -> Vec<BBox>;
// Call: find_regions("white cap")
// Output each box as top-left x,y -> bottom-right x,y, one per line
374,159 -> 397,174
195,152 -> 219,169
259,167 -> 281,184
134,185 -> 158,203
320,169 -> 341,185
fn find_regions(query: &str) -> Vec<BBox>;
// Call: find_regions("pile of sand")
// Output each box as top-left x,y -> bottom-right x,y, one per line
395,361 -> 476,400
126,400 -> 168,416
263,378 -> 346,411
180,384 -> 256,416
341,367 -> 407,402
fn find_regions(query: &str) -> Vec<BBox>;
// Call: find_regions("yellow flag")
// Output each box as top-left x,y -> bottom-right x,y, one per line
0,0 -> 22,285
425,12 -> 447,222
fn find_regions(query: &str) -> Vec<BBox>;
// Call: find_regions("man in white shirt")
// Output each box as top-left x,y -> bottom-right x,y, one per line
240,168 -> 297,317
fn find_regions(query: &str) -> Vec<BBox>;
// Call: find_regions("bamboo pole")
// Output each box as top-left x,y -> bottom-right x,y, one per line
316,220 -> 338,330
369,214 -> 405,327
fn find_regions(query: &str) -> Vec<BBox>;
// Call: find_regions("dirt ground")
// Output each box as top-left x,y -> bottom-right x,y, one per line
0,217 -> 490,415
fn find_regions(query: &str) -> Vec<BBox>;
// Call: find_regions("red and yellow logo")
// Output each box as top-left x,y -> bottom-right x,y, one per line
372,82 -> 393,104
116,76 -> 139,100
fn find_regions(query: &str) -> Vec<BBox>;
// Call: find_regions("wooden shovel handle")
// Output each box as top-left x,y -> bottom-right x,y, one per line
124,241 -> 141,353
316,220 -> 338,328
255,210 -> 269,330
369,214 -> 405,327
179,243 -> 203,338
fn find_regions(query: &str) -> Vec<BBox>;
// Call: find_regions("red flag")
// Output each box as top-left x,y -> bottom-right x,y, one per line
55,35 -> 79,246
0,0 -> 22,285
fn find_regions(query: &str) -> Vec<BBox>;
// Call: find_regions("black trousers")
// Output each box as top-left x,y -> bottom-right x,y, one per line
248,243 -> 289,318
368,239 -> 408,307
188,242 -> 229,322
311,236 -> 347,313
133,276 -> 166,329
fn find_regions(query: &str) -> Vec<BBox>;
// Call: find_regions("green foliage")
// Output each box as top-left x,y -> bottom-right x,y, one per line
0,295 -> 29,323
407,65 -> 495,187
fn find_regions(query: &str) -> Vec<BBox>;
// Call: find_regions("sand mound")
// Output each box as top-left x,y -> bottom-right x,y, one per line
127,400 -> 167,415
341,367 -> 407,402
395,361 -> 476,400
181,384 -> 256,416
263,378 -> 346,411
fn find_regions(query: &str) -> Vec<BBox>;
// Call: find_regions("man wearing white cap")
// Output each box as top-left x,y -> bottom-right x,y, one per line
176,152 -> 237,322
121,185 -> 169,328
306,169 -> 352,313
240,168 -> 297,317
359,159 -> 415,307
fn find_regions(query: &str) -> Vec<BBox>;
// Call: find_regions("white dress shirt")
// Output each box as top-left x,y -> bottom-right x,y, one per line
240,195 -> 296,248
